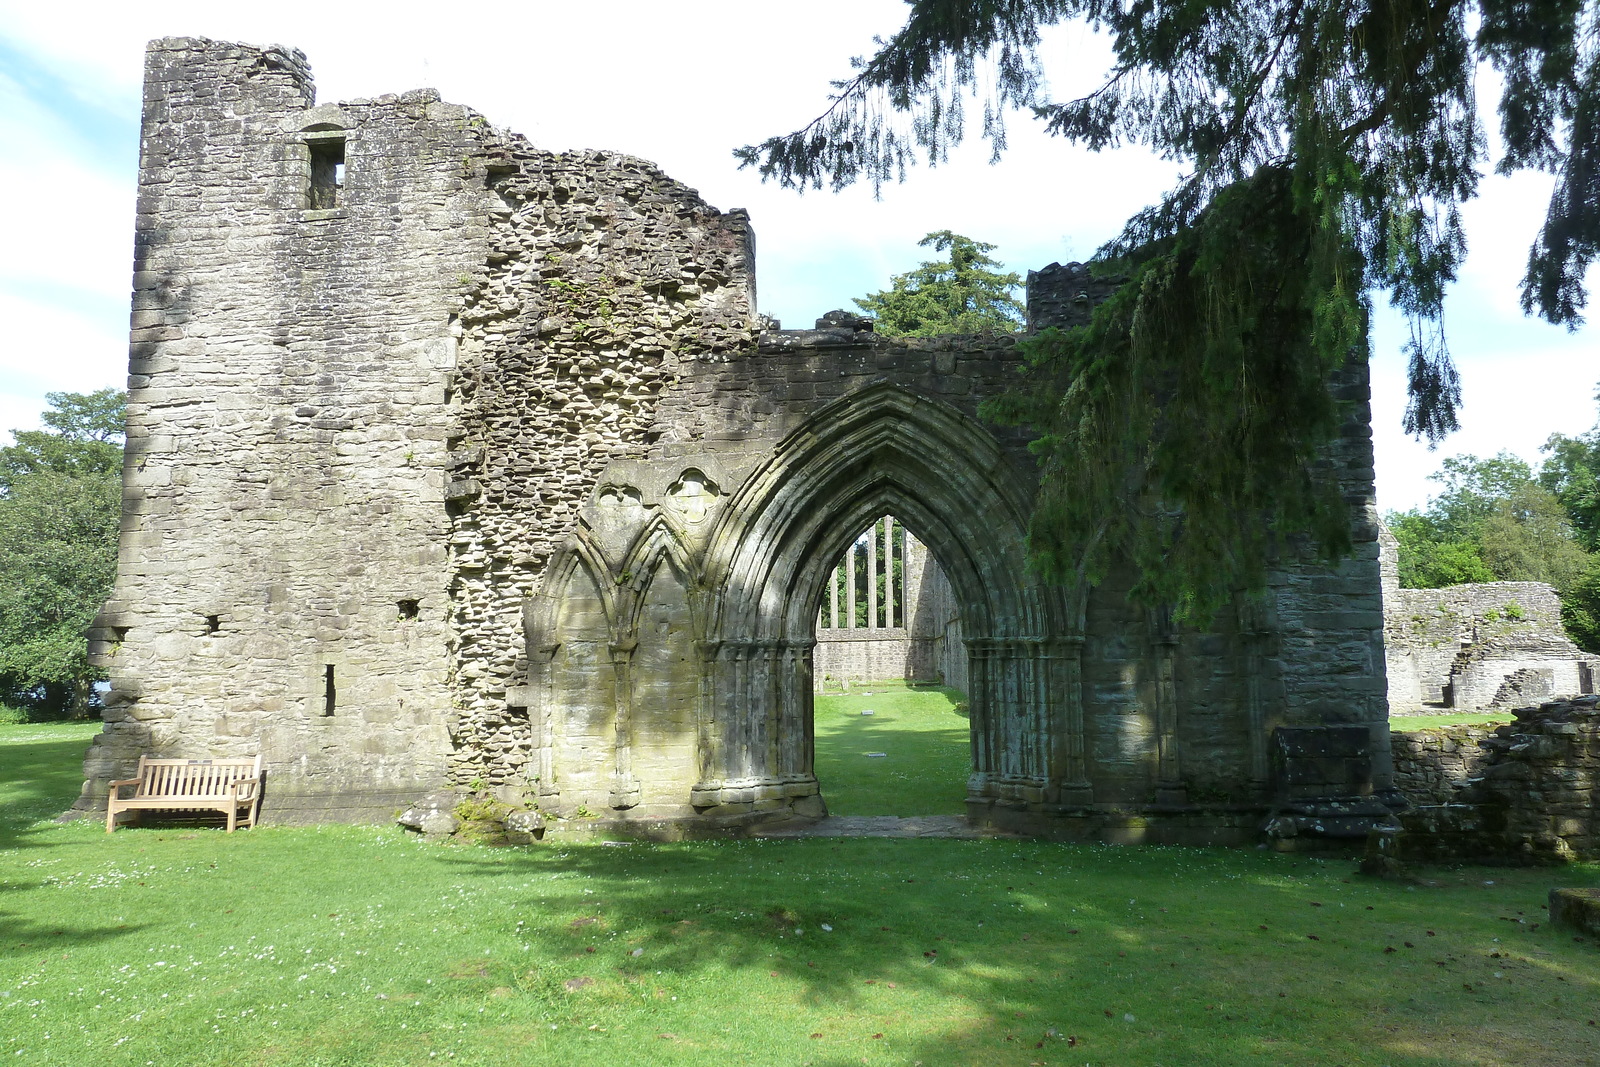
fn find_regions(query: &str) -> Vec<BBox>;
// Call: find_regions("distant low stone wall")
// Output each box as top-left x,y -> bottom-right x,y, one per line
815,629 -> 937,686
1395,696 -> 1600,863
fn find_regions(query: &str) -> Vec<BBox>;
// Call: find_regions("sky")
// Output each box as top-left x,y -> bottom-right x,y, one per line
0,0 -> 1593,515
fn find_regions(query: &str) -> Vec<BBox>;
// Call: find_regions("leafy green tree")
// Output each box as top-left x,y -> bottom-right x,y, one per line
1478,484 -> 1592,589
1404,451 -> 1589,589
1540,421 -> 1600,551
1559,558 -> 1600,651
0,388 -> 125,490
0,389 -> 124,718
1426,452 -> 1539,539
739,0 -> 1600,612
854,231 -> 1024,336
1387,511 -> 1495,588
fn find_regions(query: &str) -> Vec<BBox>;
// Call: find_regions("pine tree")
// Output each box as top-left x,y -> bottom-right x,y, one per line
737,0 -> 1600,614
854,231 -> 1024,336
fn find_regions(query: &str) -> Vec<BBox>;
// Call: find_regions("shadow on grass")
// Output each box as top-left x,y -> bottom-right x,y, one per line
0,907 -> 149,956
429,838 -> 1600,1066
0,725 -> 99,851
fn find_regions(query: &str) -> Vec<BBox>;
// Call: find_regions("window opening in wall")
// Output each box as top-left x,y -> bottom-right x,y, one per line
323,665 -> 337,716
811,513 -> 970,817
308,137 -> 345,210
205,615 -> 220,635
398,599 -> 420,620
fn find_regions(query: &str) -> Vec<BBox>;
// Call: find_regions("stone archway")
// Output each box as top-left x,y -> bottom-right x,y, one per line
93,38 -> 1390,841
523,383 -> 1094,827
692,383 -> 1089,818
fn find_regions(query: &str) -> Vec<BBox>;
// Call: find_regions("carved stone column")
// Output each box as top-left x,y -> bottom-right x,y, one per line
777,640 -> 812,780
966,638 -> 997,799
867,524 -> 879,628
526,641 -> 561,805
758,640 -> 782,781
1150,607 -> 1186,805
730,642 -> 754,781
608,638 -> 641,810
883,516 -> 896,628
690,639 -> 722,808
845,547 -> 857,629
1046,636 -> 1093,806
828,563 -> 839,628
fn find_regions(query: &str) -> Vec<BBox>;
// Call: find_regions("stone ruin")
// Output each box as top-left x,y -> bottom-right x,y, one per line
77,38 -> 1398,845
1386,695 -> 1600,863
1379,525 -> 1599,714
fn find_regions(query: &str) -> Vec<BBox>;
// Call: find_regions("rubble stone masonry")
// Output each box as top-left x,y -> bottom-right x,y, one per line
84,39 -> 1393,843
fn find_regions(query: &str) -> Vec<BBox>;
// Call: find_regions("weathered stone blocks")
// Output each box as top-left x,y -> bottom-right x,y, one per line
1391,697 -> 1600,863
80,38 -> 1394,845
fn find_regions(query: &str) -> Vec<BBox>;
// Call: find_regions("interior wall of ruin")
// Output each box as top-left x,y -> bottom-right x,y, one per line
813,527 -> 965,689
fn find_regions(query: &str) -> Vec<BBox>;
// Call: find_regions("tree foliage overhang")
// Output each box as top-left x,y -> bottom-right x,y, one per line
736,0 -> 1600,617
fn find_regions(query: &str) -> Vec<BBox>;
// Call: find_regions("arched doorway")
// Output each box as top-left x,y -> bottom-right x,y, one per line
692,383 -> 1089,821
811,513 -> 970,815
524,383 -> 1092,827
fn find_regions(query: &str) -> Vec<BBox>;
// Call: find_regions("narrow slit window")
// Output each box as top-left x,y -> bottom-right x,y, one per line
205,614 -> 220,635
308,138 -> 345,210
323,665 -> 336,716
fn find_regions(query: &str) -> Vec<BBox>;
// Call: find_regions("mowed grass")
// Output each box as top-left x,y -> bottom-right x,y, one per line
3,724 -> 1600,1066
1390,712 -> 1516,730
813,682 -> 970,816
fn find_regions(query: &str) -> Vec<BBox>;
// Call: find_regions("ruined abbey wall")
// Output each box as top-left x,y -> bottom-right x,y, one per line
85,39 -> 1394,842
1394,697 -> 1600,863
1379,526 -> 1598,714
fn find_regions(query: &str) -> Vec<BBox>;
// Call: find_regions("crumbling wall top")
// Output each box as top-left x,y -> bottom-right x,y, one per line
146,36 -> 316,110
1025,261 -> 1122,332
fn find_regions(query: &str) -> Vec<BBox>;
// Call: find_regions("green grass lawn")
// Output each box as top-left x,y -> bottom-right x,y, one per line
1390,712 -> 1516,730
813,682 -> 970,816
4,722 -> 1600,1066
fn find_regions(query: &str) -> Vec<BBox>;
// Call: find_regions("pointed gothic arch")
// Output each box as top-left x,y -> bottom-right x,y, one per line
684,383 -> 1092,815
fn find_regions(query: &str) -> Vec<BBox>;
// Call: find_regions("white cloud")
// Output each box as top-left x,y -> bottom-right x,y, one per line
1370,308 -> 1597,515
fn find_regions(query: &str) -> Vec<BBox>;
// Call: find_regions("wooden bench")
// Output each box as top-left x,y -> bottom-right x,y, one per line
105,755 -> 263,833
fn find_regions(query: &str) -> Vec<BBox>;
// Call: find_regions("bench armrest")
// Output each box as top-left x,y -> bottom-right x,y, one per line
107,777 -> 142,788
230,777 -> 261,800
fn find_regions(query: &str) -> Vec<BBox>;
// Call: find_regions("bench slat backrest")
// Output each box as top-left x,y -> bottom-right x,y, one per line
134,756 -> 259,798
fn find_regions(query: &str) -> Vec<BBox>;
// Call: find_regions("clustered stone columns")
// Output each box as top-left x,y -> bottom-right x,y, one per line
688,639 -> 820,812
1150,608 -> 1187,805
965,637 -> 1094,810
